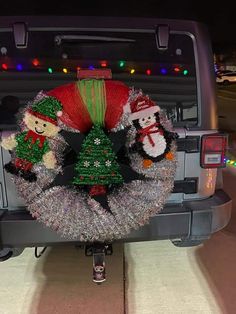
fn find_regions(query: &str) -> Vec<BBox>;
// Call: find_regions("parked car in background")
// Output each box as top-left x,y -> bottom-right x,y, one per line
216,71 -> 236,85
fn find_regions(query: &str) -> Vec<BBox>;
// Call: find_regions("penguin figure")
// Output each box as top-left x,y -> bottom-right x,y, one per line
129,95 -> 178,168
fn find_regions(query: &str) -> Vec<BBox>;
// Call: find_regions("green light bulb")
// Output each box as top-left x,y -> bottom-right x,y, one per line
183,69 -> 188,75
48,67 -> 53,73
119,61 -> 125,67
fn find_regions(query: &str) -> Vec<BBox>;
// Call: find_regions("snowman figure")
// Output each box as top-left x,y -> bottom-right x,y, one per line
1,96 -> 63,181
129,95 -> 178,168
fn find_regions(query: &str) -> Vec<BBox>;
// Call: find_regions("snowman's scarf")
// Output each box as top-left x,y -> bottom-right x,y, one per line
137,123 -> 163,147
24,130 -> 47,148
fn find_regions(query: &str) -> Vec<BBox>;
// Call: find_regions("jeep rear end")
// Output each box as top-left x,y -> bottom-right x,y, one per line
0,16 -> 232,253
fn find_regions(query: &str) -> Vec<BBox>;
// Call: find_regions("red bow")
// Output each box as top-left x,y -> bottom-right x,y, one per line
137,123 -> 163,147
24,130 -> 46,148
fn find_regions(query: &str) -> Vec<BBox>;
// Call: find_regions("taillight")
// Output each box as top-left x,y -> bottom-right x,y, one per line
201,134 -> 228,168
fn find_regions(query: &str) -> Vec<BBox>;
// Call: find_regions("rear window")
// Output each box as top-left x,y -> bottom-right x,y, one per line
0,29 -> 197,128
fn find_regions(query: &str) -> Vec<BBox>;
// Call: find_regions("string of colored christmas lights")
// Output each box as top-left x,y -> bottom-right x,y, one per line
225,156 -> 236,167
0,59 -> 190,76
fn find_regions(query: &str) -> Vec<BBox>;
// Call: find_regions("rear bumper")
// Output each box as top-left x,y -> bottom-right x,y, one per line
0,189 -> 232,248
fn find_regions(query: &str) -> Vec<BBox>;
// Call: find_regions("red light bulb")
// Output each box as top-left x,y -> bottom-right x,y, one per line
101,61 -> 107,67
32,59 -> 39,67
2,63 -> 8,70
146,69 -> 151,75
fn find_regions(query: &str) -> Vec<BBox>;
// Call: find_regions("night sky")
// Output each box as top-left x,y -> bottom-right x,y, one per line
2,0 -> 236,49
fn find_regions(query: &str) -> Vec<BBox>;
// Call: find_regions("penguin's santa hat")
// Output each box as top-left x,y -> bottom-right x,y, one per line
129,95 -> 160,121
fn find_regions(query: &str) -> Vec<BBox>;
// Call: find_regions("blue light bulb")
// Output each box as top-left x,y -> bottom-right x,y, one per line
161,68 -> 167,74
16,64 -> 23,71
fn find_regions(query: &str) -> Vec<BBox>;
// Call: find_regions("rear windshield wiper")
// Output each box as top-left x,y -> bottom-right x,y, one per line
54,35 -> 135,45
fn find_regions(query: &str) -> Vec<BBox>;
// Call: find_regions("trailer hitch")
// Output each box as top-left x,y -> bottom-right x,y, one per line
85,243 -> 113,284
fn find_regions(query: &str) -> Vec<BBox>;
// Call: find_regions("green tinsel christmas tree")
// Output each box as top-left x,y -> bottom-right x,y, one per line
73,124 -> 123,189
72,79 -> 123,198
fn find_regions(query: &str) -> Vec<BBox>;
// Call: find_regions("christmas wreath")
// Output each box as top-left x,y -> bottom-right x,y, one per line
1,75 -> 178,242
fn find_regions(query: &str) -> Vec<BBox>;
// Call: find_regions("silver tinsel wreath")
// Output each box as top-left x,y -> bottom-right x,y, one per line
12,90 -> 177,242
